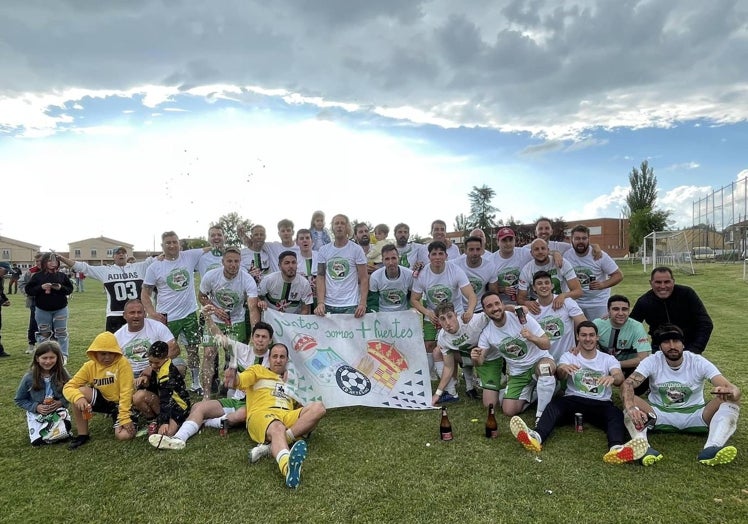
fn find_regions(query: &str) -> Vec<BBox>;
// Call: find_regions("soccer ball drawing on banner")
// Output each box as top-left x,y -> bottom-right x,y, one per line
336,365 -> 372,396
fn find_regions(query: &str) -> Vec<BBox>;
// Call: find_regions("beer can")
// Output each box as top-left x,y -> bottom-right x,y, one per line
514,306 -> 527,325
574,412 -> 584,432
219,418 -> 228,438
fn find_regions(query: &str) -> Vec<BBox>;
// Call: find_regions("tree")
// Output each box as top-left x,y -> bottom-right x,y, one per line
453,213 -> 470,236
467,185 -> 499,232
625,161 -> 671,253
211,212 -> 253,247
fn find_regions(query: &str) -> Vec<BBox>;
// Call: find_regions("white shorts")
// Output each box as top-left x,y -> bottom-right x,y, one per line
652,405 -> 707,432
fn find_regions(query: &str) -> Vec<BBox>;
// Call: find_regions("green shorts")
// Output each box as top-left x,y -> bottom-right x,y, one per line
167,313 -> 201,345
476,358 -> 503,391
504,367 -> 536,401
202,321 -> 248,347
218,397 -> 245,410
422,319 -> 437,342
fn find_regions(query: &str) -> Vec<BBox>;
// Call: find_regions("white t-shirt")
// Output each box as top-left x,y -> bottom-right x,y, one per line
318,241 -> 367,307
635,351 -> 721,411
438,313 -> 489,357
518,258 -> 578,299
199,267 -> 258,324
369,266 -> 414,312
197,249 -> 223,277
114,319 -> 176,376
265,242 -> 302,273
453,255 -> 497,312
492,248 -> 532,305
240,246 -> 273,276
72,258 -> 155,318
560,350 -> 621,401
412,263 -> 470,314
143,249 -> 204,321
529,296 -> 584,362
478,313 -> 547,374
395,243 -> 427,269
258,271 -> 313,314
563,248 -> 620,308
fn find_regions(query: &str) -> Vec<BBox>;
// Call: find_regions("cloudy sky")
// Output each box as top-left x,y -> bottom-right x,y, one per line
2,0 -> 747,252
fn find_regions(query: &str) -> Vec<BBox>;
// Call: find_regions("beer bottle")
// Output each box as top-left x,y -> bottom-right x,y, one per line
485,403 -> 498,438
439,407 -> 453,441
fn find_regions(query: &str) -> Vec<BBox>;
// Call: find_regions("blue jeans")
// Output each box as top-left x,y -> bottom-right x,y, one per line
35,306 -> 69,358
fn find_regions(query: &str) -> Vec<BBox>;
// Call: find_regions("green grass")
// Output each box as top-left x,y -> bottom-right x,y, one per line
1,262 -> 747,523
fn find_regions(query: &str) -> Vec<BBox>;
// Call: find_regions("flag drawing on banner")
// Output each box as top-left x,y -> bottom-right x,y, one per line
264,309 -> 434,410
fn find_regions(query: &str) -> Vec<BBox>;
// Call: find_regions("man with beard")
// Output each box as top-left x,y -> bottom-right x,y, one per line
368,244 -> 413,312
453,236 -> 498,313
493,227 -> 532,306
472,292 -> 554,423
393,223 -> 426,272
509,321 -> 648,465
563,225 -> 623,320
622,324 -> 740,467
630,267 -> 713,354
315,214 -> 368,318
258,251 -> 313,315
354,222 -> 377,275
198,247 -> 260,396
517,239 -> 582,314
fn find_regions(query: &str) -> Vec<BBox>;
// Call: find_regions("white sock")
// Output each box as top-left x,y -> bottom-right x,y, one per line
191,367 -> 200,385
623,412 -> 649,443
173,420 -> 199,443
705,403 -> 740,448
204,416 -> 223,429
275,449 -> 290,463
446,377 -> 457,396
286,428 -> 295,444
463,367 -> 475,390
535,376 -> 556,419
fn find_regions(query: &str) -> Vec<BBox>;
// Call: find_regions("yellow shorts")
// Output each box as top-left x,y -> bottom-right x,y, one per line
248,408 -> 301,444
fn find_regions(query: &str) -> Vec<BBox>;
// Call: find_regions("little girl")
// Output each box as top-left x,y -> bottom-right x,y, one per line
14,341 -> 72,446
310,210 -> 331,251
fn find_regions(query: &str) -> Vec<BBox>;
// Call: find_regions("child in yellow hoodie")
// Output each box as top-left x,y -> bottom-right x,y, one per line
63,332 -> 135,449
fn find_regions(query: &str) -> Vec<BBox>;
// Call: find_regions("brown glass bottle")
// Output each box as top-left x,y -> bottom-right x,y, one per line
439,407 -> 453,441
485,403 -> 498,438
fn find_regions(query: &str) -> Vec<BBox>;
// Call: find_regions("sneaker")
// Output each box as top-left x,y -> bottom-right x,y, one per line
641,447 -> 663,467
148,434 -> 185,450
603,438 -> 648,464
509,416 -> 542,453
436,392 -> 459,404
248,443 -> 272,464
189,385 -> 204,397
698,445 -> 737,466
285,440 -> 308,489
68,435 -> 90,450
465,388 -> 480,400
26,344 -> 35,354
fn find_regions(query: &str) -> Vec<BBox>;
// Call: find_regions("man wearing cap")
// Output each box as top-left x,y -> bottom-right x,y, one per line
622,323 -> 741,467
630,266 -> 713,354
57,247 -> 159,333
493,227 -> 532,306
0,262 -> 10,357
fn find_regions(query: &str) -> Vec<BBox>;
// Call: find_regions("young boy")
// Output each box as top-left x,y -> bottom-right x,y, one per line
132,341 -> 191,437
63,332 -> 136,449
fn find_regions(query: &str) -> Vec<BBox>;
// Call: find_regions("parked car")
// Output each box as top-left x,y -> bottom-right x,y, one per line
692,246 -> 715,261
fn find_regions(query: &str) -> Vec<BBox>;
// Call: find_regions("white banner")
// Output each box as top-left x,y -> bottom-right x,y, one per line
264,309 -> 433,410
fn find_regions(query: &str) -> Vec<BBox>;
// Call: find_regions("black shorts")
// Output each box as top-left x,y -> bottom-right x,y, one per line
91,388 -> 119,416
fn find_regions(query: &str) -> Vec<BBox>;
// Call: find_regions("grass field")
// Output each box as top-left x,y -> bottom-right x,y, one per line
0,262 -> 747,523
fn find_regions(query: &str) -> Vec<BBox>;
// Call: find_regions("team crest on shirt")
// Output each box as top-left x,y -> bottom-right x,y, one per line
383,289 -> 406,306
539,317 -> 563,340
658,383 -> 691,406
499,270 -> 519,287
123,338 -> 150,362
327,257 -> 350,280
166,268 -> 191,291
573,369 -> 602,395
427,285 -> 452,306
468,276 -> 483,295
498,337 -> 528,360
214,289 -> 240,310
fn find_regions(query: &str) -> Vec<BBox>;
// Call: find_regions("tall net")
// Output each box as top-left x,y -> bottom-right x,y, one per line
643,231 -> 695,275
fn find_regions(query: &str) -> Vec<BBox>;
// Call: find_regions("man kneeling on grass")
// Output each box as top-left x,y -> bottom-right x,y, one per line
153,342 -> 326,489
621,323 -> 741,467
510,321 -> 648,464
63,332 -> 136,449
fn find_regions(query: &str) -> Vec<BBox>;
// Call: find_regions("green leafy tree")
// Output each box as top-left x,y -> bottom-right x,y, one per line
211,212 -> 253,247
468,185 -> 499,232
625,161 -> 671,252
